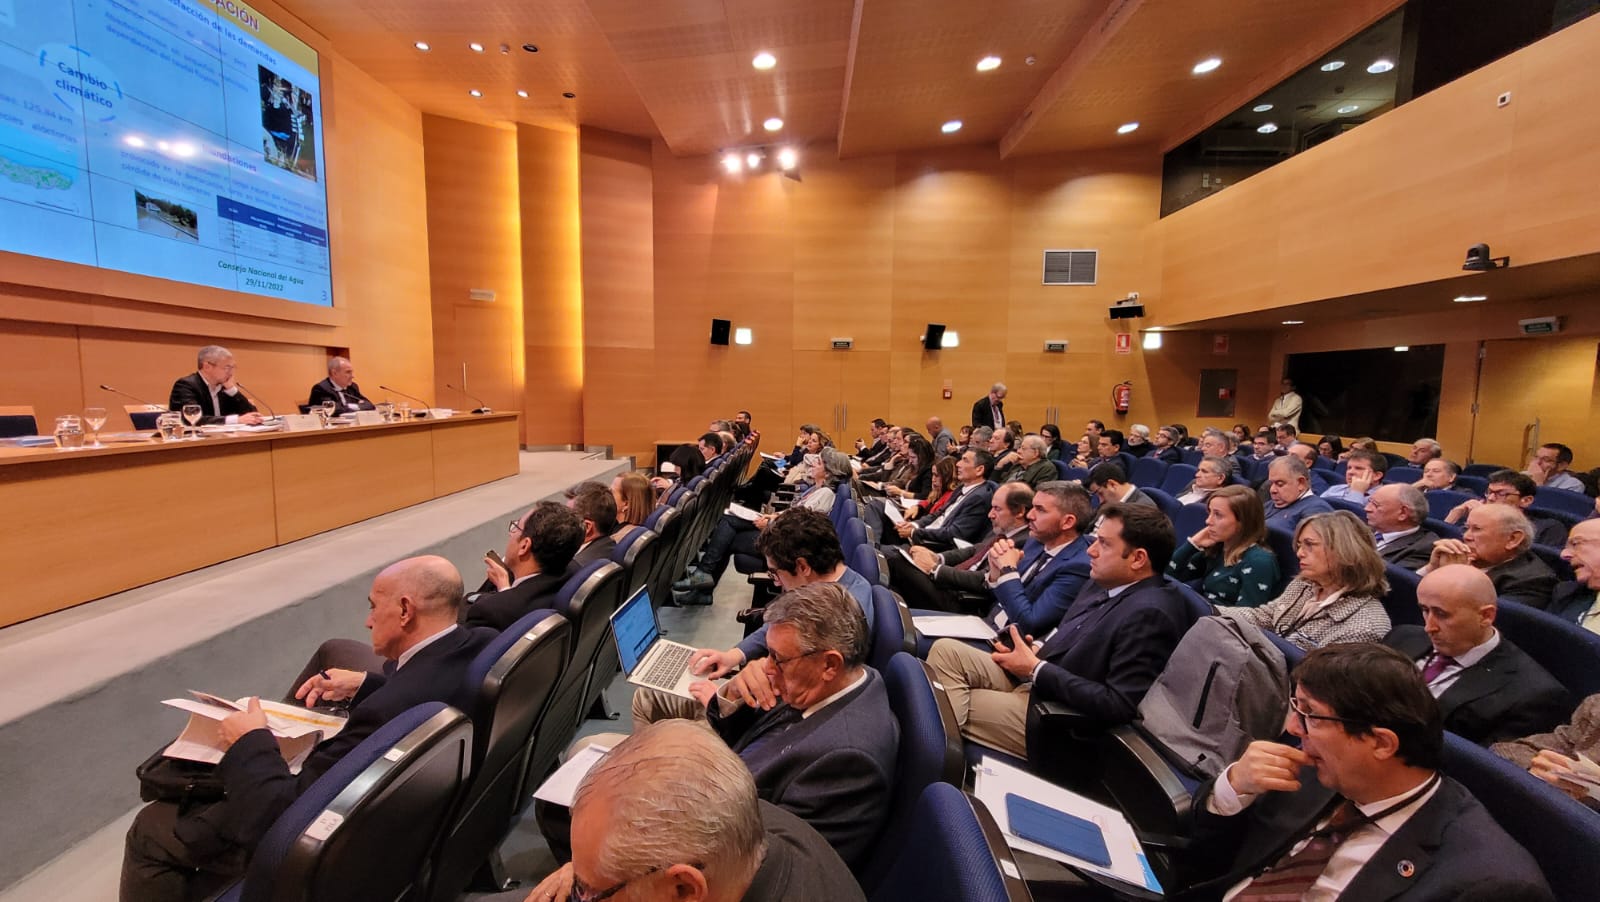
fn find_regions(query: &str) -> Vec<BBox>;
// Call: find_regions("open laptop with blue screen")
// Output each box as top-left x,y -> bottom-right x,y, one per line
610,587 -> 700,699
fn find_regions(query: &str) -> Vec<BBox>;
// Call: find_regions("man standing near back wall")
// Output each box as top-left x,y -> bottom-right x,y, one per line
972,382 -> 1006,430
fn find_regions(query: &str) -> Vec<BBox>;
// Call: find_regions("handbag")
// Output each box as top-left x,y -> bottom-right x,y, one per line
136,749 -> 226,812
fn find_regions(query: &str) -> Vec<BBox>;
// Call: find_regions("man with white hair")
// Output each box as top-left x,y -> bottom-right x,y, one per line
1409,437 -> 1444,466
1366,483 -> 1440,570
993,433 -> 1057,488
1423,504 -> 1557,607
972,382 -> 1006,430
526,720 -> 864,902
168,345 -> 263,425
308,356 -> 375,412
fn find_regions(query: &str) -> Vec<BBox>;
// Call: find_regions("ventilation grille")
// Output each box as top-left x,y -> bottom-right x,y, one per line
1042,249 -> 1098,285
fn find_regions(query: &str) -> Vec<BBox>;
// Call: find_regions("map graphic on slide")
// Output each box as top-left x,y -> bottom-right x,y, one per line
0,0 -> 333,306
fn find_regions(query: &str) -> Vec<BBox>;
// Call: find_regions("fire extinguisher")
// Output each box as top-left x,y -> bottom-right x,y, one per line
1112,381 -> 1132,414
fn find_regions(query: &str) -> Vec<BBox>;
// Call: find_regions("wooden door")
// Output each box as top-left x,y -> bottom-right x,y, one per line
1471,336 -> 1599,468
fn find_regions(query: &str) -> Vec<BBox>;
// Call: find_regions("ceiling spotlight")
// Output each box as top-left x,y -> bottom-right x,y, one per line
1192,57 -> 1222,75
941,120 -> 963,134
1257,123 -> 1279,134
468,42 -> 484,52
1367,58 -> 1395,74
976,55 -> 1002,72
1282,319 -> 1304,325
1117,122 -> 1139,134
1320,60 -> 1345,72
562,92 -> 576,99
722,153 -> 742,174
516,90 -> 529,98
1336,104 -> 1360,114
522,43 -> 539,53
413,41 -> 430,51
498,43 -> 510,54
1252,103 -> 1274,112
1462,243 -> 1509,271
746,151 -> 762,168
763,117 -> 783,131
777,147 -> 798,170
468,89 -> 482,97
1454,294 -> 1488,303
752,51 -> 776,70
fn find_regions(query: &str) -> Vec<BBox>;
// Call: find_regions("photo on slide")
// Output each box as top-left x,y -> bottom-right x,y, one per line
257,65 -> 320,182
133,190 -> 199,243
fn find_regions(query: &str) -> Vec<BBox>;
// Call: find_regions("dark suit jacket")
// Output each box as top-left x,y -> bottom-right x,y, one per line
168,373 -> 257,425
989,535 -> 1092,637
214,625 -> 494,847
1529,514 -> 1568,549
574,535 -> 616,568
1379,527 -> 1441,571
1486,552 -> 1558,608
307,378 -> 375,411
1186,775 -> 1552,901
1146,445 -> 1183,464
707,668 -> 898,871
932,528 -> 1029,595
1029,575 -> 1191,726
971,396 -> 1004,430
1263,492 -> 1334,528
460,565 -> 573,631
1548,580 -> 1596,625
1386,626 -> 1570,745
744,802 -> 868,902
912,481 -> 996,551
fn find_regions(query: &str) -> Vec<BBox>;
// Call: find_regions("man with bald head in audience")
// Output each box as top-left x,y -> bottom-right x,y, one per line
122,556 -> 494,902
1384,564 -> 1568,745
1422,504 -> 1557,607
1366,483 -> 1440,570
1445,469 -> 1568,549
926,415 -> 955,461
1263,455 -> 1334,528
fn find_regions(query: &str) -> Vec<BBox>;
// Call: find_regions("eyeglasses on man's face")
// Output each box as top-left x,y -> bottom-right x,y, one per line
1288,695 -> 1366,732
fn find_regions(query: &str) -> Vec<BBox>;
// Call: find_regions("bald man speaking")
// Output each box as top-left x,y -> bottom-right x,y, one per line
1383,563 -> 1569,746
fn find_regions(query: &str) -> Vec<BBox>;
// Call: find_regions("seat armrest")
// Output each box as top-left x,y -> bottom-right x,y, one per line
1095,726 -> 1196,837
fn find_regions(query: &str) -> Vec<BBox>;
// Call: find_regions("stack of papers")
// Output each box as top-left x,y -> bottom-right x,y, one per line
534,742 -> 611,807
727,503 -> 762,522
1551,753 -> 1600,801
880,498 -> 906,525
162,691 -> 346,774
911,613 -> 998,641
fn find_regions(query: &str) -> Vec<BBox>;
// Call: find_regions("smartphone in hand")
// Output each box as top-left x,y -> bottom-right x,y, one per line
486,549 -> 508,570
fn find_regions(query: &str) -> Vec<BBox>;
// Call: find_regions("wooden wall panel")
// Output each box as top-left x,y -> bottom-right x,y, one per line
518,124 -> 586,446
422,116 -> 524,426
0,322 -> 84,428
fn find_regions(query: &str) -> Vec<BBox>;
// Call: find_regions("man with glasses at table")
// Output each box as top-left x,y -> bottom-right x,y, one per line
168,345 -> 264,426
461,501 -> 583,631
1179,642 -> 1551,901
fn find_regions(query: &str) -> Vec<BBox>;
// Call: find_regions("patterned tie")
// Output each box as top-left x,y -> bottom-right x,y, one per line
1420,653 -> 1458,684
1235,800 -> 1364,900
957,535 -> 998,572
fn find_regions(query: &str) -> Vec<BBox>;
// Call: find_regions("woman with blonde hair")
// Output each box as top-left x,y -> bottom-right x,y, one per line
611,471 -> 656,539
1168,485 -> 1281,607
1220,510 -> 1390,649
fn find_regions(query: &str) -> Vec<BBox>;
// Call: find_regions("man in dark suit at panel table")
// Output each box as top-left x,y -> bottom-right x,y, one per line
1178,642 -> 1551,901
306,356 -> 375,412
1384,564 -> 1568,746
120,556 -> 493,902
462,501 -> 583,631
167,345 -> 263,426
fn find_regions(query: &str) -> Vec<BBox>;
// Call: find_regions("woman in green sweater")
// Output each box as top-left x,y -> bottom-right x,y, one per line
1168,484 -> 1281,607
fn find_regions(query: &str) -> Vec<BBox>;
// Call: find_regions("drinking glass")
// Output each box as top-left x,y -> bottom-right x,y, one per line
83,407 -> 107,448
53,415 -> 85,450
376,401 -> 395,423
398,403 -> 411,422
181,403 -> 203,440
156,411 -> 184,442
320,400 -> 337,425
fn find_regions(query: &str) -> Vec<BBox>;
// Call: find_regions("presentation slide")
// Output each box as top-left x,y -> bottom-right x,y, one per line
0,0 -> 333,306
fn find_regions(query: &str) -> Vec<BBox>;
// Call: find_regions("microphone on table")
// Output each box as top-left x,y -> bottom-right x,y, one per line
378,385 -> 433,418
444,384 -> 490,414
99,384 -> 166,410
233,383 -> 279,422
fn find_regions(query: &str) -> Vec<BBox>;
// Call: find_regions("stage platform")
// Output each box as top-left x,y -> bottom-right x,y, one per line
0,450 -> 629,895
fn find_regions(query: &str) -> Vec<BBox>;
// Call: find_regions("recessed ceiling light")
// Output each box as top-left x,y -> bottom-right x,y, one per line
414,41 -> 430,52
468,89 -> 482,97
516,90 -> 529,99
976,55 -> 1002,72
752,51 -> 776,70
1454,294 -> 1488,303
1320,60 -> 1345,72
562,92 -> 576,99
1117,122 -> 1139,134
1367,59 -> 1395,74
1257,123 -> 1279,134
1336,104 -> 1360,114
1252,103 -> 1274,112
1394,346 -> 1410,352
941,120 -> 963,134
746,151 -> 762,168
468,42 -> 484,53
722,153 -> 742,174
763,117 -> 783,131
1282,319 -> 1304,325
522,43 -> 539,53
1192,57 -> 1222,75
777,147 -> 798,170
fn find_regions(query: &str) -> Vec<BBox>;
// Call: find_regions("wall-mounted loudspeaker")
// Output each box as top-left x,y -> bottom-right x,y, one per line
710,318 -> 732,345
922,323 -> 946,350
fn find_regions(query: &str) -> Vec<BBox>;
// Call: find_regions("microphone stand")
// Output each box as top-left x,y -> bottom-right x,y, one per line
444,384 -> 491,414
99,384 -> 166,410
233,383 -> 279,423
378,385 -> 433,418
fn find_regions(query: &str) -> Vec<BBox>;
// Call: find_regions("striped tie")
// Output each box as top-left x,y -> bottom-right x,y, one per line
1234,800 -> 1363,900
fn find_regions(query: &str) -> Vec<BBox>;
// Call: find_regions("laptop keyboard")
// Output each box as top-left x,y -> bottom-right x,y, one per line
641,643 -> 694,688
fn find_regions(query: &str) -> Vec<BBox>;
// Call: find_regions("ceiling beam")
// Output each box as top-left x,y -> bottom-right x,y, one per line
997,0 -> 1134,159
834,0 -> 869,159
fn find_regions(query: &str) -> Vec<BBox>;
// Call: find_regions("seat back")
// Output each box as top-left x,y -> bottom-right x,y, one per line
1060,465 -> 1089,483
1180,448 -> 1203,466
1424,516 -> 1463,540
859,654 -> 969,894
1385,466 -> 1423,485
1454,474 -> 1489,495
1494,600 -> 1600,700
124,403 -> 165,430
429,612 -> 569,902
525,562 -> 626,791
0,405 -> 38,438
1160,464 -> 1198,496
1464,462 -> 1511,477
1381,564 -> 1423,626
1264,522 -> 1299,578
238,703 -> 472,902
869,585 -> 906,671
643,507 -> 682,611
1531,544 -> 1576,582
1053,460 -> 1073,480
1130,456 -> 1169,488
832,489 -> 857,533
1174,502 -> 1208,543
850,543 -> 883,586
866,784 -> 1033,902
1311,455 -> 1335,472
1324,497 -> 1367,519
1426,489 -> 1476,521
613,528 -> 659,600
1442,733 -> 1600,902
840,516 -> 869,554
1141,486 -> 1182,523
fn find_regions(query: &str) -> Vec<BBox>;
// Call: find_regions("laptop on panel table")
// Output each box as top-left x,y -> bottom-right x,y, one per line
610,587 -> 702,700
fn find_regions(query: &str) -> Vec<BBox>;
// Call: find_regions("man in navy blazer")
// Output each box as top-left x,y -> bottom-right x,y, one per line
1263,455 -> 1334,528
928,503 -> 1191,757
696,582 -> 898,873
306,356 -> 375,412
981,481 -> 1094,638
121,556 -> 494,902
894,447 -> 996,551
461,501 -> 582,631
167,345 -> 263,426
1180,643 -> 1550,900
